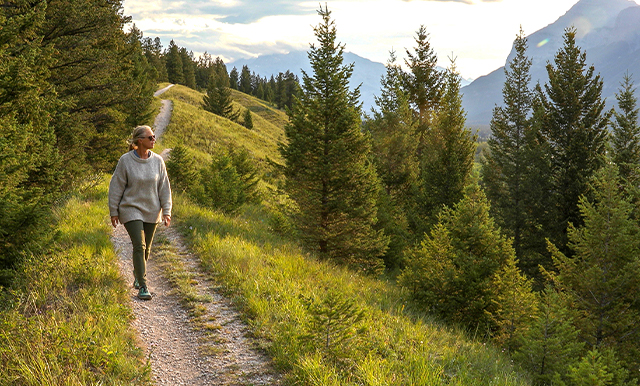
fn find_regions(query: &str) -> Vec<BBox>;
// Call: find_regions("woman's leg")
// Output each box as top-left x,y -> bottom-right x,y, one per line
142,222 -> 158,262
124,220 -> 147,289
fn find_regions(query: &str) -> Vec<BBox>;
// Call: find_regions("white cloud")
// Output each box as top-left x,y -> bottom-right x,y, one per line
123,0 -> 633,79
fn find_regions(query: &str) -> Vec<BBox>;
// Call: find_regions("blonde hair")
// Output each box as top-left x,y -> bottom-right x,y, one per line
127,125 -> 153,151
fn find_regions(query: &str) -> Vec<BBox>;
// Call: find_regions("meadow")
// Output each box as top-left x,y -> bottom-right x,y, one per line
0,84 -> 531,385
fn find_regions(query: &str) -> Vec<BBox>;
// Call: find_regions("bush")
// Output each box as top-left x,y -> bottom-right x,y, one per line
166,143 -> 260,213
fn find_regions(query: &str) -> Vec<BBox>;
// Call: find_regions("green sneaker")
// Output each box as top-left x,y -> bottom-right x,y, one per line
137,286 -> 152,300
133,278 -> 140,289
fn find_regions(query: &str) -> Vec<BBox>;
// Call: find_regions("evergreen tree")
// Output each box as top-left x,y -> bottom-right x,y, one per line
199,145 -> 260,213
0,0 -> 61,279
537,27 -> 611,250
165,40 -> 184,85
399,183 -> 512,328
122,25 -> 157,127
364,50 -> 420,267
404,25 -> 444,131
229,66 -> 239,89
166,144 -> 201,195
194,51 -> 215,90
564,349 -> 633,386
546,163 -> 640,372
482,28 -> 552,278
417,59 -> 476,232
280,6 -> 388,273
41,0 -> 156,175
179,47 -> 197,89
243,108 -> 253,129
202,63 -> 238,121
240,65 -> 252,94
142,37 -> 167,82
611,73 -> 640,185
514,287 -> 584,385
267,75 -> 277,103
487,254 -> 538,352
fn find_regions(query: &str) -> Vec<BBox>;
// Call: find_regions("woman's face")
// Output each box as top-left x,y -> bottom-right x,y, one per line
138,129 -> 156,149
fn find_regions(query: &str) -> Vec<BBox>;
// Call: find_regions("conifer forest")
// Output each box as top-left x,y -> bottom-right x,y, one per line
2,1 -> 640,384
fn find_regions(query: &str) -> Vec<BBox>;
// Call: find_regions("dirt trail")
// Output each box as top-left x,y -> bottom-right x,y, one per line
110,86 -> 282,385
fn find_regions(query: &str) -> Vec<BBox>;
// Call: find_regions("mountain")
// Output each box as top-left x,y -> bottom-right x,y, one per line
462,0 -> 640,131
229,51 -> 473,114
228,50 -> 386,113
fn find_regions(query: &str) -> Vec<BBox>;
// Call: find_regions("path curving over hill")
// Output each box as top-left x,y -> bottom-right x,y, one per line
153,84 -> 174,141
110,85 -> 282,385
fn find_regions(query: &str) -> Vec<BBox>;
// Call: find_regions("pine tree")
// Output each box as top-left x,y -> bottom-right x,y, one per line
399,183 -> 513,328
0,1 -> 61,278
122,25 -> 157,127
487,254 -> 538,352
611,73 -> 640,185
42,0 -> 157,174
165,144 -> 201,195
199,146 -> 260,213
165,40 -> 184,85
417,59 -> 476,232
229,66 -> 239,89
202,63 -> 238,121
482,28 -> 552,279
240,65 -> 252,94
142,37 -> 167,82
564,348 -> 633,386
538,27 -> 611,250
280,6 -> 388,273
404,25 -> 444,131
514,286 -> 584,385
364,50 -> 420,267
243,108 -> 253,129
546,163 -> 640,372
300,290 -> 366,362
179,48 -> 197,89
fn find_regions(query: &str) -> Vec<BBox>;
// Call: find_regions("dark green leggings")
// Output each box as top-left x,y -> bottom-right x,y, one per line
124,220 -> 158,289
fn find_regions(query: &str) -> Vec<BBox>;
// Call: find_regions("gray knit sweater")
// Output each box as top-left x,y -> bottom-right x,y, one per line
108,150 -> 172,224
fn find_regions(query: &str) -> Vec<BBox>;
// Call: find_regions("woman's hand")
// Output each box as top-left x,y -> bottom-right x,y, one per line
111,216 -> 120,228
163,215 -> 171,227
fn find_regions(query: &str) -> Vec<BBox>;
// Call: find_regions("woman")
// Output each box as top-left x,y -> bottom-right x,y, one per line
108,125 -> 172,300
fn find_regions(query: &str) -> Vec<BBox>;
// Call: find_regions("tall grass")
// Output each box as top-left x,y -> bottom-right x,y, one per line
173,194 -> 532,385
159,85 -> 286,168
0,177 -> 151,386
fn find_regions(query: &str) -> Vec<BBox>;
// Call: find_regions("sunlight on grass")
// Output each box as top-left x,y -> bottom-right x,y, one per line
0,177 -> 151,385
172,193 -> 532,385
158,85 -> 285,168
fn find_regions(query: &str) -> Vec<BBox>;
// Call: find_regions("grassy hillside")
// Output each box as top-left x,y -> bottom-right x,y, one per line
159,86 -> 533,384
158,85 -> 286,169
0,178 -> 151,385
0,85 -> 532,385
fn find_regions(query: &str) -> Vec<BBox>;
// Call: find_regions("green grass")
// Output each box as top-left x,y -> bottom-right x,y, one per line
0,177 -> 151,386
171,194 -> 532,385
155,84 -> 532,384
159,85 -> 286,169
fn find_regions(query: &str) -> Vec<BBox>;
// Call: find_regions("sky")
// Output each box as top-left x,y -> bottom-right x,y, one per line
122,0 -> 640,81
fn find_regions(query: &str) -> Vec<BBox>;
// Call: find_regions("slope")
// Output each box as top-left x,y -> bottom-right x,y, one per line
157,84 -> 287,168
154,84 -> 533,384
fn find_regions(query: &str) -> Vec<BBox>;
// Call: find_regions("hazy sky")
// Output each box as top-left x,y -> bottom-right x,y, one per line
122,0 -> 640,80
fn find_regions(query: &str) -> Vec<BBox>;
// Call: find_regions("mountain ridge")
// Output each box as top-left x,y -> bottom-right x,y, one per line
228,51 -> 472,114
462,0 -> 640,129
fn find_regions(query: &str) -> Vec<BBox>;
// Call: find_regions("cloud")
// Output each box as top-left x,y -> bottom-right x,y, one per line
126,0 -> 316,24
401,0 -> 502,3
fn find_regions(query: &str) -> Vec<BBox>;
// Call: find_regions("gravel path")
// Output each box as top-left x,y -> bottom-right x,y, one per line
110,85 -> 282,385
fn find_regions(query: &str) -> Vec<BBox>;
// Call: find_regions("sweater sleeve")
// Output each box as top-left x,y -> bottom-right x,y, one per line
108,157 -> 128,217
157,157 -> 172,216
